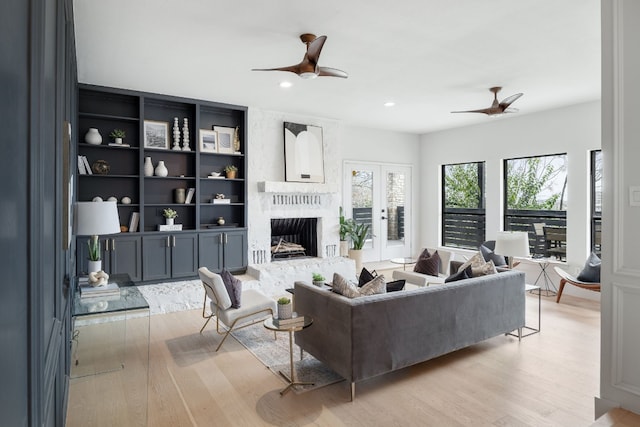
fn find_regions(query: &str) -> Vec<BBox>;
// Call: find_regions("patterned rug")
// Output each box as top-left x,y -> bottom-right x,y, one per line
231,325 -> 344,394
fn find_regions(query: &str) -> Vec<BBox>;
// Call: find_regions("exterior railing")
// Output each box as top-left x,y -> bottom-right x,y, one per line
442,208 -> 486,250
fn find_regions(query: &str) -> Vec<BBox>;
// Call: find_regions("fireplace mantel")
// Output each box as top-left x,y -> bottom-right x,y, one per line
258,181 -> 339,194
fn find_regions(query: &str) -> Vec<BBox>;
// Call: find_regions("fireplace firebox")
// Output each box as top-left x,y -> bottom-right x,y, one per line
270,218 -> 318,260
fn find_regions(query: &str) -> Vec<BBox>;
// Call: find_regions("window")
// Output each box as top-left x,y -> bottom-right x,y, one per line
591,150 -> 602,256
442,162 -> 485,250
504,154 -> 567,259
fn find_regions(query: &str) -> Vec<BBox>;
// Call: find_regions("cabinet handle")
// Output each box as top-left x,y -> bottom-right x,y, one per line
166,236 -> 170,247
111,238 -> 116,251
219,234 -> 223,244
224,233 -> 228,244
105,239 -> 109,251
172,235 -> 176,247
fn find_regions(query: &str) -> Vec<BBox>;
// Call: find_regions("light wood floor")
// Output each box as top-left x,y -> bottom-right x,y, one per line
68,291 -> 609,426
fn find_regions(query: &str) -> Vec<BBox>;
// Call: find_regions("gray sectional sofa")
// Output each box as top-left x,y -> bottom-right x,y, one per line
294,270 -> 526,399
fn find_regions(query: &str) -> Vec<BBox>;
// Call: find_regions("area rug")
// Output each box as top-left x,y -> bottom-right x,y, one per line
231,325 -> 344,394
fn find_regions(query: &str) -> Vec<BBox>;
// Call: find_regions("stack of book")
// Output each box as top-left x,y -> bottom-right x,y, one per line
79,281 -> 120,299
273,313 -> 305,327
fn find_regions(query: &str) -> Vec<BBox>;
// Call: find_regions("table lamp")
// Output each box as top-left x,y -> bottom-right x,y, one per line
75,201 -> 121,274
494,231 -> 530,269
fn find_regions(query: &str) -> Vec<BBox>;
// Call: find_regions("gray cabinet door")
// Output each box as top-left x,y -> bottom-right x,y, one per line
109,235 -> 142,282
142,235 -> 171,281
223,230 -> 247,272
198,232 -> 224,272
171,233 -> 198,278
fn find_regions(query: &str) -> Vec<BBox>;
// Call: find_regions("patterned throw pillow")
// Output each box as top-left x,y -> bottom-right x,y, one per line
414,251 -> 441,276
359,275 -> 387,296
471,259 -> 498,277
220,269 -> 242,308
457,251 -> 487,273
479,244 -> 508,267
332,273 -> 361,298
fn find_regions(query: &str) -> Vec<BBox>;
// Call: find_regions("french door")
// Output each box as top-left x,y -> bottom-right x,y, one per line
343,161 -> 412,262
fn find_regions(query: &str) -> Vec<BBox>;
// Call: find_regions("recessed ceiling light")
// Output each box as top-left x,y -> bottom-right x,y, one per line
280,81 -> 293,88
384,101 -> 395,107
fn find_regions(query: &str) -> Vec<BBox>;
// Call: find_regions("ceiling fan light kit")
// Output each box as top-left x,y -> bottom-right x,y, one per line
252,33 -> 348,79
452,86 -> 523,116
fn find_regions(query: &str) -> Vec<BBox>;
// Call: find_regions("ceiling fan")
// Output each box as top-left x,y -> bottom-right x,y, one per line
451,87 -> 523,115
252,33 -> 348,79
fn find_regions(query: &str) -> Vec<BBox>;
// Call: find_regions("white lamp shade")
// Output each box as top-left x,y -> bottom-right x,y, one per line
494,231 -> 530,258
75,201 -> 121,236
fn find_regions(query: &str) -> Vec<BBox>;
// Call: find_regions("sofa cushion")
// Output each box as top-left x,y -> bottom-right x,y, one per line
360,275 -> 387,296
414,251 -> 441,276
386,279 -> 405,292
221,269 -> 242,308
333,273 -> 386,298
445,265 -> 473,282
577,252 -> 601,282
358,267 -> 377,286
479,244 -> 508,267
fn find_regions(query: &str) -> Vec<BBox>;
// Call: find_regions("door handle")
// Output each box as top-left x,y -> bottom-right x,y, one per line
381,216 -> 387,220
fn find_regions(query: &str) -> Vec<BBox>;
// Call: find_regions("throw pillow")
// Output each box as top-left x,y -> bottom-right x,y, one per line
445,265 -> 473,283
414,251 -> 441,276
332,273 -> 361,298
457,251 -> 487,273
577,252 -> 601,282
386,279 -> 405,292
471,259 -> 497,277
358,267 -> 377,287
359,275 -> 387,296
479,244 -> 508,267
417,248 -> 431,259
220,269 -> 242,308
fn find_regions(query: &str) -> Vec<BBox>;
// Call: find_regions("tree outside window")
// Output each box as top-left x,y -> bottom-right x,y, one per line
442,162 -> 485,249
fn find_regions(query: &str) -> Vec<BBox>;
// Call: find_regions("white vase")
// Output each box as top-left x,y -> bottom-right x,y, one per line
144,157 -> 154,177
278,303 -> 292,319
85,128 -> 102,145
155,160 -> 168,177
340,241 -> 349,257
349,249 -> 363,272
166,218 -> 174,226
88,259 -> 101,274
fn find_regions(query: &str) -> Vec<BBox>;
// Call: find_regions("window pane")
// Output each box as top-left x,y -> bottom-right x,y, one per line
386,171 -> 405,243
351,169 -> 373,240
442,162 -> 485,250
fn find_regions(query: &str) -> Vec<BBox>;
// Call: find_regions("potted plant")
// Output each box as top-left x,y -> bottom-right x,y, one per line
87,236 -> 102,274
277,297 -> 292,319
109,129 -> 126,145
224,165 -> 238,179
163,208 -> 178,225
339,207 -> 355,257
312,272 -> 325,287
348,222 -> 370,271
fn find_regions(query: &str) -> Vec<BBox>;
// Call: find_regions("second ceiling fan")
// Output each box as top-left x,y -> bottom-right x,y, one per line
452,87 -> 523,115
252,33 -> 348,79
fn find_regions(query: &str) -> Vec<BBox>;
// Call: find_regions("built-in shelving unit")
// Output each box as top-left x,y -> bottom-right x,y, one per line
76,84 -> 248,280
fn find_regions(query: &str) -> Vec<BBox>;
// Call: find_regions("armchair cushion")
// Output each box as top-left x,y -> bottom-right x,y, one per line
576,252 -> 601,283
414,251 -> 441,276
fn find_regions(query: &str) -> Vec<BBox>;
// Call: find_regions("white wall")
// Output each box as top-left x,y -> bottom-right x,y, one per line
419,101 -> 601,296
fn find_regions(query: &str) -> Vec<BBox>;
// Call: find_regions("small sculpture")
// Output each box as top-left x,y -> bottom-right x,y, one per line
182,118 -> 191,151
172,117 -> 181,150
215,193 -> 225,199
233,126 -> 241,152
88,270 -> 109,287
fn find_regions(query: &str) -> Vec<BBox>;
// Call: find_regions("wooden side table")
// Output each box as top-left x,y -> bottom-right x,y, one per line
263,315 -> 313,395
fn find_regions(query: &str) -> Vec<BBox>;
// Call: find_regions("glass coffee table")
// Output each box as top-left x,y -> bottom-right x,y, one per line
390,257 -> 416,271
263,315 -> 314,395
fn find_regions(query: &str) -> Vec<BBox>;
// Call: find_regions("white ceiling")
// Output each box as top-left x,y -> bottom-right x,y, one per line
74,0 -> 601,134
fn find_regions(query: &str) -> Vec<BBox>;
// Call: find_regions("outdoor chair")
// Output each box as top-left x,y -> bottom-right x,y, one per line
198,267 -> 276,351
553,266 -> 601,303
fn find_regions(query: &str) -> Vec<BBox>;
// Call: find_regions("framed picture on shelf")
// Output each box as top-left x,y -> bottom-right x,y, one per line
199,129 -> 217,153
213,126 -> 235,154
144,120 -> 169,149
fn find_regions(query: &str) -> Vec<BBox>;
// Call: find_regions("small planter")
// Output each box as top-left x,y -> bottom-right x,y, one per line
226,170 -> 237,179
312,280 -> 324,287
88,259 -> 102,274
278,302 -> 292,319
165,218 -> 174,226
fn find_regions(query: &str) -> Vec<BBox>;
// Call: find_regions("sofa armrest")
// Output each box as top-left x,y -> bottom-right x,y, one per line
392,270 -> 444,286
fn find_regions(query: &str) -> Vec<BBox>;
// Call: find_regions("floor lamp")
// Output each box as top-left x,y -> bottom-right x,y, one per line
75,201 -> 121,275
494,231 -> 530,269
